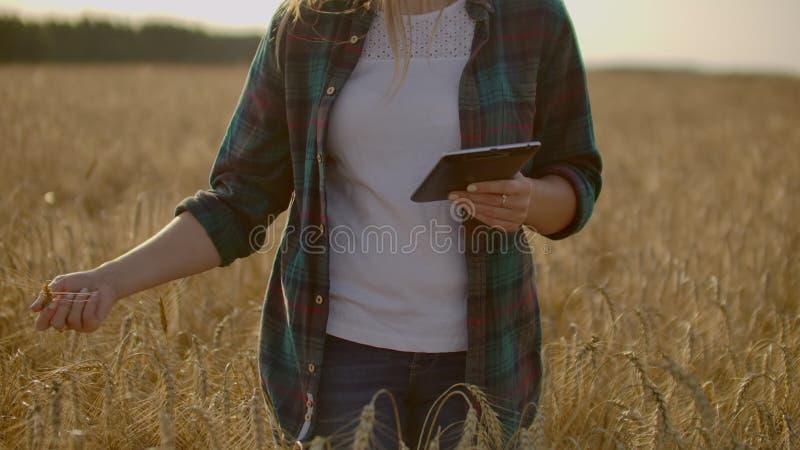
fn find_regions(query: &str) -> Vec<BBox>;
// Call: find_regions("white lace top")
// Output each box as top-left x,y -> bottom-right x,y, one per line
324,0 -> 476,352
362,0 -> 473,60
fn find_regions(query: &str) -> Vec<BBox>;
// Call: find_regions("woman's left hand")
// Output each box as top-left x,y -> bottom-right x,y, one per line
447,171 -> 533,232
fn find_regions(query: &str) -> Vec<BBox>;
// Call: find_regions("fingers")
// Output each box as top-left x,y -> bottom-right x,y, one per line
66,287 -> 88,331
31,275 -> 107,333
29,292 -> 43,312
449,191 -> 518,208
82,291 -> 102,332
448,191 -> 527,232
35,298 -> 58,331
475,202 -> 527,222
31,273 -> 108,332
30,276 -> 62,312
35,277 -> 65,331
50,291 -> 76,332
465,178 -> 528,195
449,192 -> 526,216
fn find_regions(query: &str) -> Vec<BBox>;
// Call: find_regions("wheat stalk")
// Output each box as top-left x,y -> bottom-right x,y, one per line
734,373 -> 760,413
518,428 -> 534,449
191,334 -> 205,361
416,386 -> 473,450
352,402 -> 376,450
159,408 -> 175,450
683,324 -> 695,366
781,409 -> 796,450
596,284 -> 618,323
634,309 -> 651,350
252,388 -> 267,449
308,436 -> 329,450
70,428 -> 86,450
659,355 -> 714,430
213,314 -> 232,348
427,427 -> 441,450
162,365 -> 175,415
222,362 -> 232,444
192,335 -> 208,403
756,402 -> 778,445
158,296 -> 169,335
195,358 -> 208,404
780,344 -> 792,407
50,379 -> 62,441
124,368 -> 137,403
530,407 -> 546,448
190,406 -> 220,450
103,368 -> 116,431
362,388 -> 405,449
27,396 -> 42,450
119,312 -> 134,341
455,406 -> 477,450
68,372 -> 83,429
622,351 -> 680,448
466,384 -> 503,449
112,328 -> 133,376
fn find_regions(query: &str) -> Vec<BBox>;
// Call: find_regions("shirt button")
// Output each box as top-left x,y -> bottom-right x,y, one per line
326,86 -> 336,95
316,152 -> 322,164
349,35 -> 359,44
315,295 -> 324,305
308,363 -> 316,373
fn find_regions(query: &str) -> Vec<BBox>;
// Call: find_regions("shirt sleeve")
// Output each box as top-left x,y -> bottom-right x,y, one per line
173,4 -> 293,267
520,0 -> 603,241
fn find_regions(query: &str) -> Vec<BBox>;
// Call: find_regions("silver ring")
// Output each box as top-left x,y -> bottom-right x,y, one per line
500,193 -> 508,207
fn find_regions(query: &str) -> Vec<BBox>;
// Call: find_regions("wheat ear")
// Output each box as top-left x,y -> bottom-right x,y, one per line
352,402 -> 376,450
159,408 -> 175,450
454,406 -> 478,450
190,406 -> 221,450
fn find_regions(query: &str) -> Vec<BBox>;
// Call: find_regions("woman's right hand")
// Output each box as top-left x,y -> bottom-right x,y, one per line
29,269 -> 119,333
26,212 -> 223,333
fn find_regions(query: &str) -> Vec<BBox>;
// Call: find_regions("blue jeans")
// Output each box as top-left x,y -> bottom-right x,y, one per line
304,333 -> 469,449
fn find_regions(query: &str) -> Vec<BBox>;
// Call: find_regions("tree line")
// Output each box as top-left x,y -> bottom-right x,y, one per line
0,16 -> 262,63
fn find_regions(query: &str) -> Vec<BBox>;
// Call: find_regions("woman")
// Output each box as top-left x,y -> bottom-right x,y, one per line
29,0 -> 602,447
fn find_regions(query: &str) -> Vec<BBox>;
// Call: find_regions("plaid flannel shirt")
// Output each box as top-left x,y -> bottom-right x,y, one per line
174,0 -> 602,445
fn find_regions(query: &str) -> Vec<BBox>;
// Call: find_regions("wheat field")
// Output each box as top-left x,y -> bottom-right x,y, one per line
0,64 -> 798,449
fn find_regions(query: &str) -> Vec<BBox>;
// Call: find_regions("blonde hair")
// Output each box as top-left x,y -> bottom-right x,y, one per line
275,0 -> 449,96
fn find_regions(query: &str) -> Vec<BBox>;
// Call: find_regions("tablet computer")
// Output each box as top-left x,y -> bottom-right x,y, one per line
410,141 -> 541,203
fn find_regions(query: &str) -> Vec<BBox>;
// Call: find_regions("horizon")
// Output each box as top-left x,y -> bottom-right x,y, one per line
2,0 -> 798,75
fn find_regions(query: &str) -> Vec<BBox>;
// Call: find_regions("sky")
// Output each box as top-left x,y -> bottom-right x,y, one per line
2,0 -> 798,74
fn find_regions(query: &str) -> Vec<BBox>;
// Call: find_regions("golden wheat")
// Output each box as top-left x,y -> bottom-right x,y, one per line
190,406 -> 220,450
41,282 -> 54,309
251,387 -> 267,449
159,408 -> 175,450
1,65 -> 798,449
454,406 -> 478,450
352,402 -> 376,450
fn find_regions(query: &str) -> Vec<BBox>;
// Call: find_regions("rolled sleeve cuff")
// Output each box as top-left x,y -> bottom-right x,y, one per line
529,163 -> 595,240
173,191 -> 249,267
